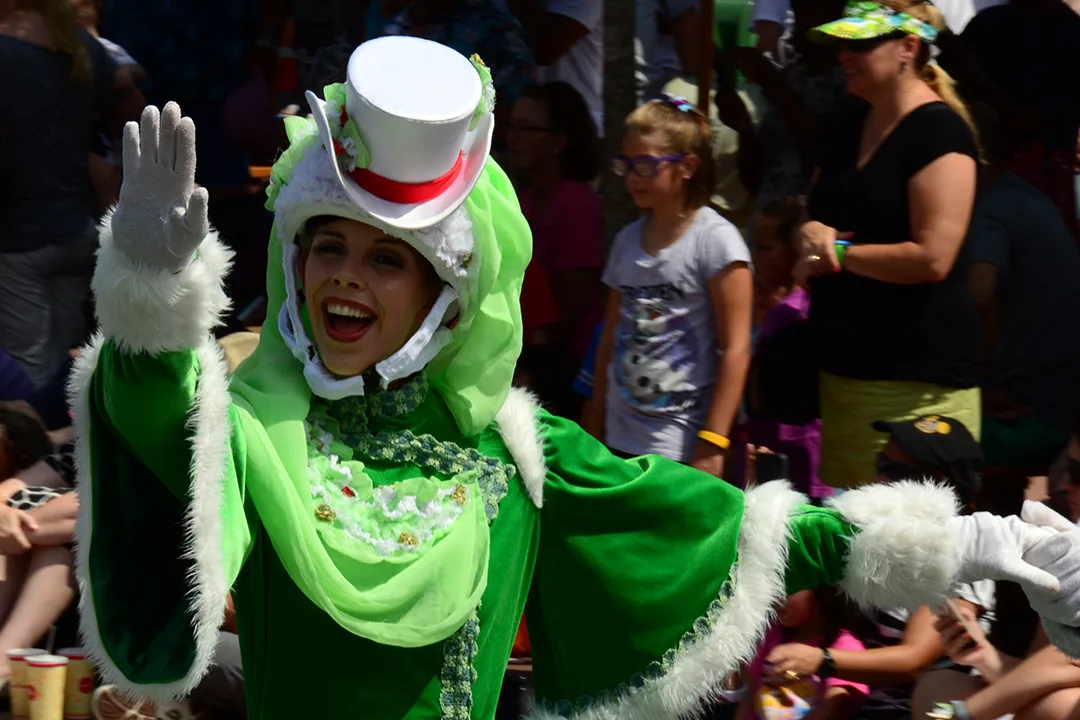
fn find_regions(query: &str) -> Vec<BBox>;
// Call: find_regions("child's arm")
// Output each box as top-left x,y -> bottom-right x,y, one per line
962,644 -> 1080,720
3,458 -> 68,496
691,262 -> 753,477
25,492 -> 77,547
580,288 -> 620,441
764,608 -> 946,687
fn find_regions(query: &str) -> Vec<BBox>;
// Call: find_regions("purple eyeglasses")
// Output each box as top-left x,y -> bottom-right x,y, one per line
611,154 -> 687,179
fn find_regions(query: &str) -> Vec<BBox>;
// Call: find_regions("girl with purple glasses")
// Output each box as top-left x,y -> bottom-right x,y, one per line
582,95 -> 754,477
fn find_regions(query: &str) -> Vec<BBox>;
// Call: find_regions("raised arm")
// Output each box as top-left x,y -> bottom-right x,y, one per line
73,103 -> 253,703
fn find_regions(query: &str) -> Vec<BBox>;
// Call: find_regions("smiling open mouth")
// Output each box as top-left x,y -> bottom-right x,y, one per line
322,300 -> 376,342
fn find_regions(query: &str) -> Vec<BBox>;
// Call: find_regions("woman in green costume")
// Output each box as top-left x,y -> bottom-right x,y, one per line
71,35 -> 1080,720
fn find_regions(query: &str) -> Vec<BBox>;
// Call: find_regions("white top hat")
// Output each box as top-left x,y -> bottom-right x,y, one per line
305,36 -> 495,231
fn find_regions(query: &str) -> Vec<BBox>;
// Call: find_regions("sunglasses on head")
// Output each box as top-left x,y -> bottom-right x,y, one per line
611,154 -> 687,179
837,31 -> 907,54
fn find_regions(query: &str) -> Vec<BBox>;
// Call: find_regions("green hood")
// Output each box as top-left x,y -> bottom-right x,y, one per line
236,107 -> 531,438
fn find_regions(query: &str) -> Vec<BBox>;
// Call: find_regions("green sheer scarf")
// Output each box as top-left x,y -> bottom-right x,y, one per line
228,159 -> 531,647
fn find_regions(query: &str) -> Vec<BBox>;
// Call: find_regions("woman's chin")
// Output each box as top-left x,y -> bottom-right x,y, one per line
312,340 -> 379,380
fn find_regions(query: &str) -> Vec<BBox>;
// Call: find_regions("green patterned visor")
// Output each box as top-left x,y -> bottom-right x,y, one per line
810,1 -> 939,44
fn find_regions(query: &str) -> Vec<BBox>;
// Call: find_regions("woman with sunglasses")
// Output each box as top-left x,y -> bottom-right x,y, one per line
583,95 -> 753,477
792,0 -> 982,492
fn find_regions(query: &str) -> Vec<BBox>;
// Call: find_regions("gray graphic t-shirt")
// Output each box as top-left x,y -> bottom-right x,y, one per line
602,207 -> 750,461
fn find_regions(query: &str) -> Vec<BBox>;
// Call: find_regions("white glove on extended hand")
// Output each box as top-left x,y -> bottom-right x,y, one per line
110,102 -> 209,274
951,511 -> 1059,592
1019,501 -> 1080,627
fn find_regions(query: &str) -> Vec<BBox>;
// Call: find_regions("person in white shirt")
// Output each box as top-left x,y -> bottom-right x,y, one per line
635,0 -> 699,103
510,0 -> 604,130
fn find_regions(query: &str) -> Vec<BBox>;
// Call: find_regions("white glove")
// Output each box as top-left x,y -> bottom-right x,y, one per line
111,103 -> 209,273
1019,501 -> 1080,627
951,511 -> 1059,592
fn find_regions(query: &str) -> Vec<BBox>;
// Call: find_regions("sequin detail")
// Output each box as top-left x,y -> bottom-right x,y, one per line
305,415 -> 474,557
347,431 -> 511,523
440,607 -> 481,719
556,561 -> 740,714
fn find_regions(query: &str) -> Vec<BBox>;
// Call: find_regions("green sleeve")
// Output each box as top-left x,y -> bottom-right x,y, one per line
73,335 -> 255,701
783,506 -> 855,595
526,412 -> 755,719
525,413 -> 965,720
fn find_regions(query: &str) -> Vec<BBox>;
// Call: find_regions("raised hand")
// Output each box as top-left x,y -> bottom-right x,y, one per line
110,103 -> 209,273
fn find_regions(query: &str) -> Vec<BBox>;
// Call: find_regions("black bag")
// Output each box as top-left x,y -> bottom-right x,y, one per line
746,320 -> 820,426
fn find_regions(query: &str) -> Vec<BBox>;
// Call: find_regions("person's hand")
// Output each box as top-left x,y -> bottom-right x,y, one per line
110,103 -> 209,274
0,505 -> 38,556
935,608 -> 1003,680
691,438 -> 726,477
982,386 -> 1032,421
792,222 -> 851,286
951,512 -> 1059,592
762,643 -> 825,686
744,444 -> 771,487
1018,502 -> 1080,627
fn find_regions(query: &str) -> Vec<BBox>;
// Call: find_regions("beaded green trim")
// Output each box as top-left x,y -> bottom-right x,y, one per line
554,560 -> 740,715
346,431 -> 512,523
440,606 -> 481,719
317,373 -> 429,435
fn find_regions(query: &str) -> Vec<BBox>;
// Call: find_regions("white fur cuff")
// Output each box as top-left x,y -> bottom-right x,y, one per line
93,212 -> 233,355
829,481 -> 961,611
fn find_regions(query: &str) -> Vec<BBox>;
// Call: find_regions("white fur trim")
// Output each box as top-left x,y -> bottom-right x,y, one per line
92,209 -> 233,355
494,388 -> 546,508
529,481 -> 806,720
828,481 -> 961,611
1042,619 -> 1080,660
71,334 -> 232,701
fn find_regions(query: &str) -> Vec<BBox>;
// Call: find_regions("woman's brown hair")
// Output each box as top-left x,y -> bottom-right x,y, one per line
624,98 -> 716,210
25,0 -> 93,86
519,82 -> 602,183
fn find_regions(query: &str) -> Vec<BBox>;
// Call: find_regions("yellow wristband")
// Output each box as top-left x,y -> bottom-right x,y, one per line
697,430 -> 731,450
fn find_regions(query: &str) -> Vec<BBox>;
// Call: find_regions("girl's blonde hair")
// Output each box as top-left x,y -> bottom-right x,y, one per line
27,0 -> 93,86
882,0 -> 976,139
625,98 -> 715,210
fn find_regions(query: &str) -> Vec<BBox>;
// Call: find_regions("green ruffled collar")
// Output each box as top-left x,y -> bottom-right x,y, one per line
314,373 -> 429,435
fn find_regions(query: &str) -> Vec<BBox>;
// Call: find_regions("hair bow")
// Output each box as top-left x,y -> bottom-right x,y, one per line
659,93 -> 696,113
